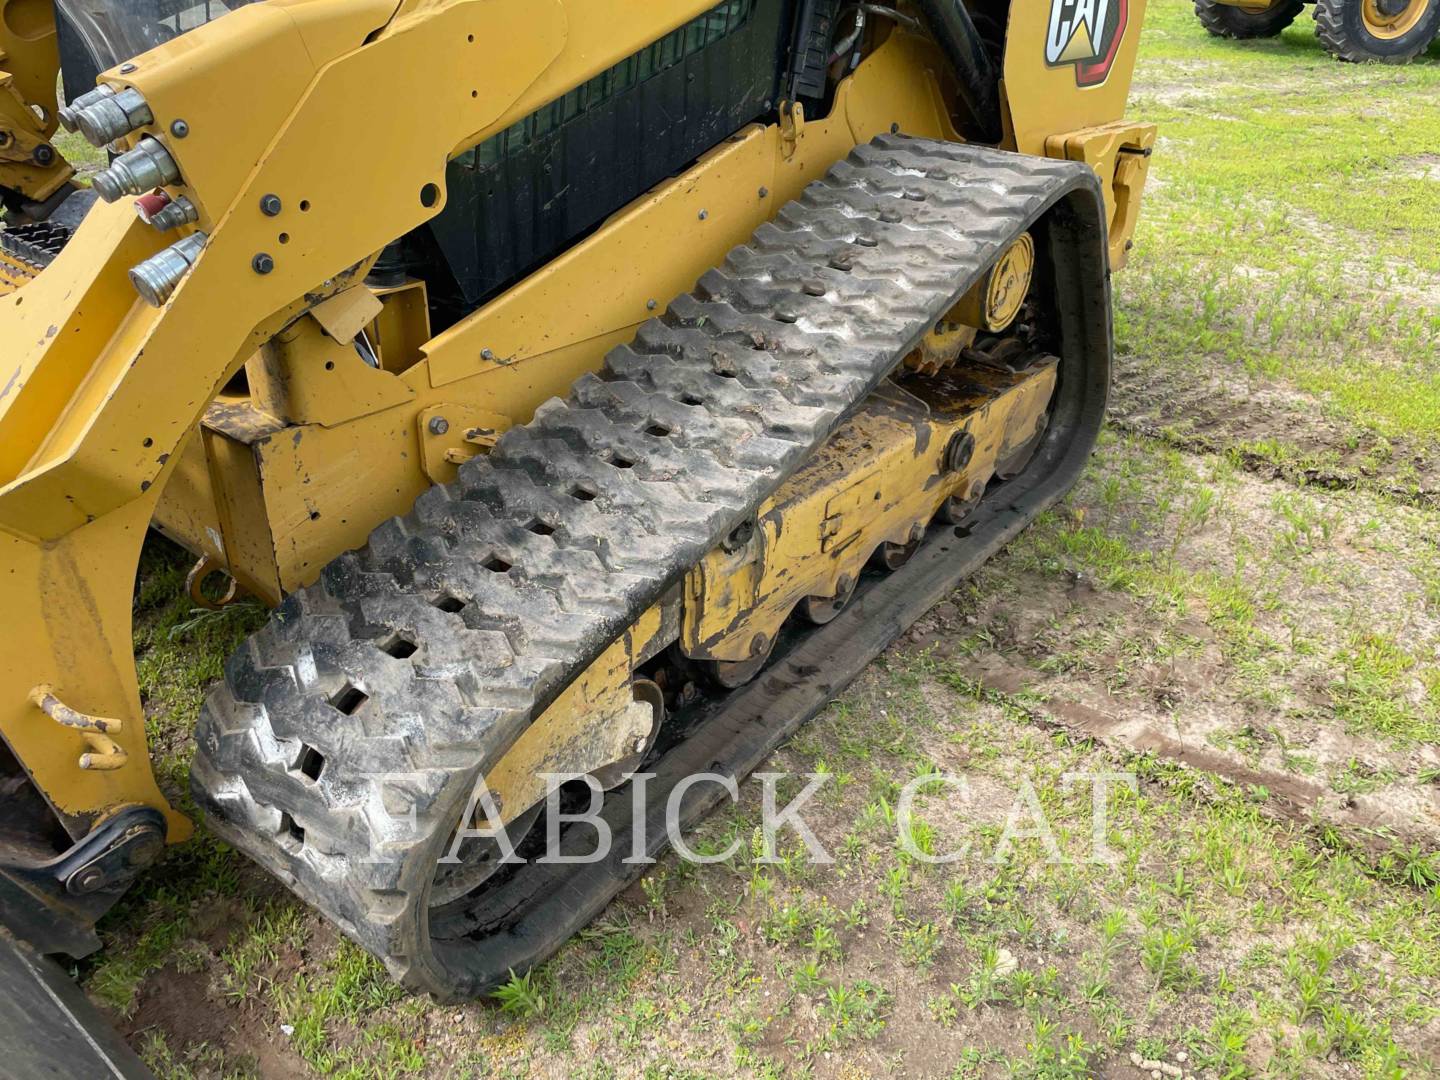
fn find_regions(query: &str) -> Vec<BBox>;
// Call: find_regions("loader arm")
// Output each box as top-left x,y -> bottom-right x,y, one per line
0,0 -> 733,939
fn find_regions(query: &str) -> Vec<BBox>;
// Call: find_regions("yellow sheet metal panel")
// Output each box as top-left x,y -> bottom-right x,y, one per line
0,0 -> 61,108
483,605 -> 667,827
1003,0 -> 1150,155
246,315 -> 415,429
309,285 -> 385,347
0,205 -> 160,508
0,78 -> 74,204
0,0 -> 726,545
260,410 -> 429,597
150,426 -> 226,565
0,0 -> 74,204
99,1 -> 394,225
0,496 -> 188,839
369,280 -> 431,375
1045,119 -> 1156,267
203,426 -> 284,601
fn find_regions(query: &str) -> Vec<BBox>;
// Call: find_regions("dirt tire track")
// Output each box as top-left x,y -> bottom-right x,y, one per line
1110,356 -> 1440,509
958,654 -> 1440,861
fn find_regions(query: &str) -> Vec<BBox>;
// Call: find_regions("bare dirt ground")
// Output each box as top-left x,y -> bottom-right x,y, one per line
72,2 -> 1440,1077
1109,361 -> 1440,509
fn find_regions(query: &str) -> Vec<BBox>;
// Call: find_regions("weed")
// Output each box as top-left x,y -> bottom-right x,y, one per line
955,943 -> 1007,1009
899,922 -> 942,969
818,980 -> 890,1045
1379,845 -> 1439,890
1140,928 -> 1194,992
492,969 -> 546,1019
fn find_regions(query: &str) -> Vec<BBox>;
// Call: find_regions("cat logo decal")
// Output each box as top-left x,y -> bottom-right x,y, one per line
1045,0 -> 1129,87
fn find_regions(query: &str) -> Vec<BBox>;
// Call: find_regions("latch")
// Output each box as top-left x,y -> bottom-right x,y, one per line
779,100 -> 806,160
1044,120 -> 1157,270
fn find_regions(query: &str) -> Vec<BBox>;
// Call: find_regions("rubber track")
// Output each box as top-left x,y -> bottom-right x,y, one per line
191,135 -> 1103,995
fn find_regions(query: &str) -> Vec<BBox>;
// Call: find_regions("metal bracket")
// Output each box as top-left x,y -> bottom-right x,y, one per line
418,404 -> 514,484
0,805 -> 167,958
185,554 -> 242,611
309,284 -> 385,347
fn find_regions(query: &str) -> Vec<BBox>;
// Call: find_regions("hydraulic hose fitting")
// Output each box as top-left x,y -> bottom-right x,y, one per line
92,138 -> 181,203
57,85 -> 116,133
133,190 -> 171,223
136,192 -> 199,231
76,87 -> 155,148
128,232 -> 207,307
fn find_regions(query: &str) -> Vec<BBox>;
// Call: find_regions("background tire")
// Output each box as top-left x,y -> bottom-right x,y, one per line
1315,0 -> 1440,60
1194,0 -> 1305,37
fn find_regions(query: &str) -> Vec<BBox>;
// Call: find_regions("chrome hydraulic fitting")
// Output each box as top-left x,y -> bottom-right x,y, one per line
76,87 -> 155,147
128,232 -> 207,307
92,138 -> 181,203
57,86 -> 116,133
134,191 -> 199,232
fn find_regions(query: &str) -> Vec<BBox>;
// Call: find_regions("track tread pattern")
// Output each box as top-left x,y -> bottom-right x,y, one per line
191,135 -> 1099,995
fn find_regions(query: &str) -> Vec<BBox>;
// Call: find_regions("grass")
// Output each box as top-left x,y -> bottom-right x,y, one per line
742,673 -> 1437,1075
51,128 -> 108,176
1116,1 -> 1440,473
65,2 -> 1440,1076
997,429 -> 1440,749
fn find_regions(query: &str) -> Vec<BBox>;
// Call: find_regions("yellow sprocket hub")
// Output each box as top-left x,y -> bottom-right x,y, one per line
907,232 -> 1035,375
970,231 -> 1036,332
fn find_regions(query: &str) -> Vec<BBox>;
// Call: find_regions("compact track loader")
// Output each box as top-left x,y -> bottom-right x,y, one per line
0,0 -> 1154,997
1193,0 -> 1439,62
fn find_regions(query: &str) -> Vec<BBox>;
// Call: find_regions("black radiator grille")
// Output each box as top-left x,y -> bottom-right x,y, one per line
418,0 -> 795,325
460,0 -> 757,173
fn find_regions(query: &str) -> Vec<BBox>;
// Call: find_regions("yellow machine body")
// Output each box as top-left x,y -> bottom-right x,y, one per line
681,361 -> 1058,666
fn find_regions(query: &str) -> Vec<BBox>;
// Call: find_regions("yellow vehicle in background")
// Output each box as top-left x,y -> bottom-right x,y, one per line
1193,0 -> 1440,62
1,0 -> 1155,998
